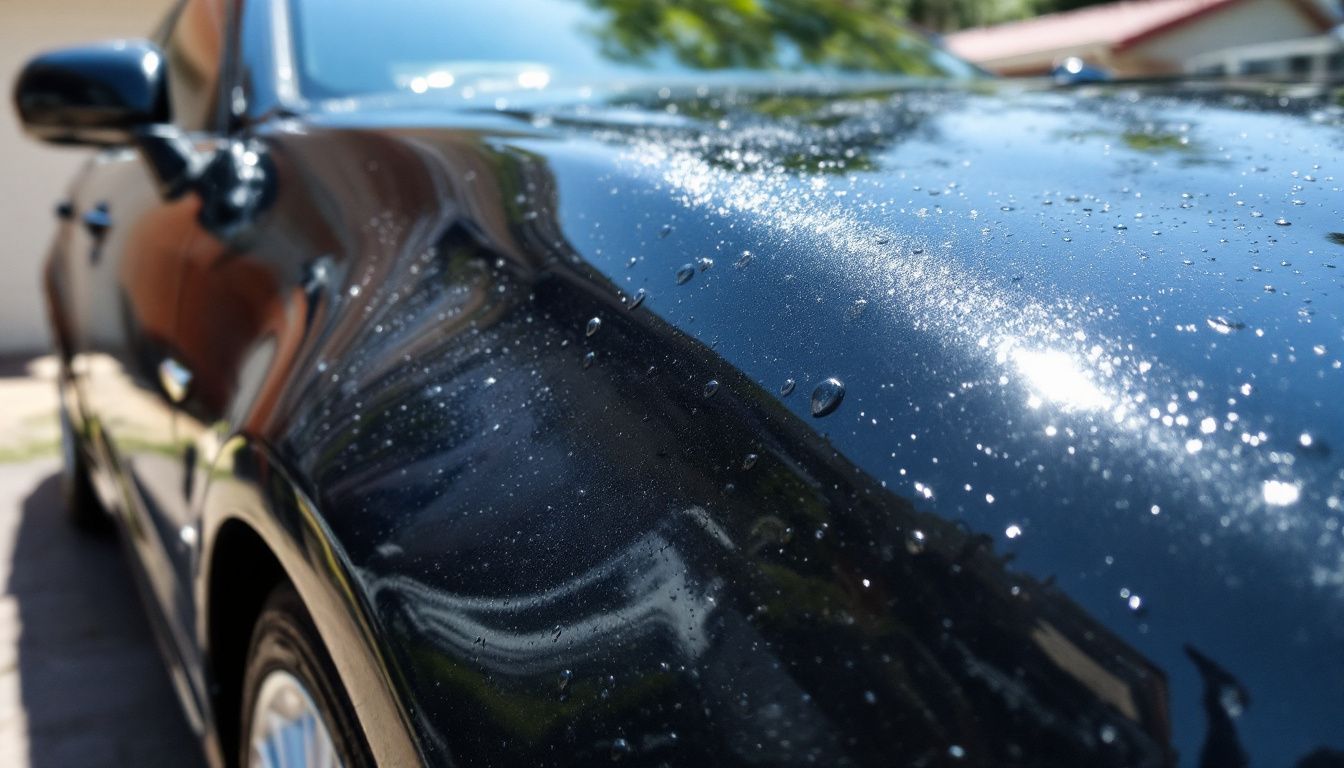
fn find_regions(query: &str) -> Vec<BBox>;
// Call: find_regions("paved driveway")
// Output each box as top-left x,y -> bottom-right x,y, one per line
0,359 -> 203,767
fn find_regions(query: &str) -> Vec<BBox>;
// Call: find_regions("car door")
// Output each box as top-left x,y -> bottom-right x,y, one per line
67,0 -> 229,689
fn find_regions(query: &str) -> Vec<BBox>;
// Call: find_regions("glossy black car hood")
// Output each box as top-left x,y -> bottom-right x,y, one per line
276,81 -> 1344,766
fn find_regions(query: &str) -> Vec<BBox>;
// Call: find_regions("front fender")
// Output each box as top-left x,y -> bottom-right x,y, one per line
195,435 -> 423,766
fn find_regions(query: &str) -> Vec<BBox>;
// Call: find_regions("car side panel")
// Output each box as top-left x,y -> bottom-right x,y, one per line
170,112 -> 1176,767
196,436 -> 423,766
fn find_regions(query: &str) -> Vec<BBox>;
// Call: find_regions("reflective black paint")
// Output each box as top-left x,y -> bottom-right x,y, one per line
25,9 -> 1344,768
203,83 -> 1342,766
13,40 -> 170,146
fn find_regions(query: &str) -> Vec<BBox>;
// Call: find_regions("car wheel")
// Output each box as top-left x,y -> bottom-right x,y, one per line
240,583 -> 371,768
59,404 -> 108,533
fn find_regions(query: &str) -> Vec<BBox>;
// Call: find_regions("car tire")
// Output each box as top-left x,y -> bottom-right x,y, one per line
240,583 -> 371,768
59,403 -> 109,533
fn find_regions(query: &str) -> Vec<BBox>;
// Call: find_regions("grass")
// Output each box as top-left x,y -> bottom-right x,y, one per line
0,440 -> 59,464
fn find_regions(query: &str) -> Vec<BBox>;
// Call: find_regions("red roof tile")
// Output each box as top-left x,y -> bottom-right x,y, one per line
945,0 -> 1333,64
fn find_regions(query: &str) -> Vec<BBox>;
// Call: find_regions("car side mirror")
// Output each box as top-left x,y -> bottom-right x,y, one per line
13,40 -> 169,146
14,40 -> 213,200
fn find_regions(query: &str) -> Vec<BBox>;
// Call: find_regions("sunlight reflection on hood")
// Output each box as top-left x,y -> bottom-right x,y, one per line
1007,346 -> 1111,412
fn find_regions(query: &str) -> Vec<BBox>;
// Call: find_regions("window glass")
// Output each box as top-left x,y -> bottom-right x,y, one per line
1241,59 -> 1275,76
288,0 -> 980,100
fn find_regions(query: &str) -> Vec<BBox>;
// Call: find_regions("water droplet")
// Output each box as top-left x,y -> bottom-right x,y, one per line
734,251 -> 753,268
348,285 -> 362,297
628,289 -> 646,310
610,738 -> 631,760
1005,524 -> 1022,539
1219,684 -> 1246,718
586,317 -> 602,337
558,669 -> 573,691
658,224 -> 673,238
779,378 -> 796,396
906,529 -> 927,555
1206,316 -> 1245,334
675,264 -> 695,284
1113,223 -> 1128,230
703,379 -> 720,398
582,351 -> 596,369
1262,479 -> 1300,506
863,690 -> 877,704
696,257 -> 714,272
1100,724 -> 1118,744
742,453 -> 758,470
1275,218 -> 1291,226
948,745 -> 966,759
810,377 -> 845,417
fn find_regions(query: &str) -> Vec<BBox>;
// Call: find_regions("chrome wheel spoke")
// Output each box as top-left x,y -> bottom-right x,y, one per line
249,670 -> 343,768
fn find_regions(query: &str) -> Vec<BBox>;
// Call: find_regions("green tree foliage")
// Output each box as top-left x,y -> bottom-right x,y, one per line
584,0 -> 1126,75
903,0 -> 1117,30
904,0 -> 1036,30
1037,0 -> 1119,12
585,0 -> 971,74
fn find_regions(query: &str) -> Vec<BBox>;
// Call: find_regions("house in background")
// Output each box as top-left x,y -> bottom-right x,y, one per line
945,0 -> 1341,78
0,0 -> 164,354
1183,27 -> 1344,77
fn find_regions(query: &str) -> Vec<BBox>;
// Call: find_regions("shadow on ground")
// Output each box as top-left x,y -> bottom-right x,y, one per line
5,467 -> 203,767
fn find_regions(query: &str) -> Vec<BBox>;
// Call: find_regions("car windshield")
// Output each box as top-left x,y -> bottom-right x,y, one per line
288,0 -> 981,99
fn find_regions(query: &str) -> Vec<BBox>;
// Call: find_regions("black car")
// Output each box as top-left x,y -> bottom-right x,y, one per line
12,0 -> 1344,766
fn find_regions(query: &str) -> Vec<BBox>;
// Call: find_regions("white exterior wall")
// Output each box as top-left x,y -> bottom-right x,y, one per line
1124,0 -> 1325,71
954,0 -> 1333,77
0,0 -> 167,354
1185,32 -> 1344,76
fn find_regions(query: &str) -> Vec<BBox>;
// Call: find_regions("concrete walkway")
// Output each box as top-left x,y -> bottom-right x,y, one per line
0,359 -> 203,766
0,357 -> 61,464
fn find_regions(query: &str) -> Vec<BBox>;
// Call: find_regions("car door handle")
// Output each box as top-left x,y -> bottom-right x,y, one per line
82,203 -> 111,238
158,357 -> 193,404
